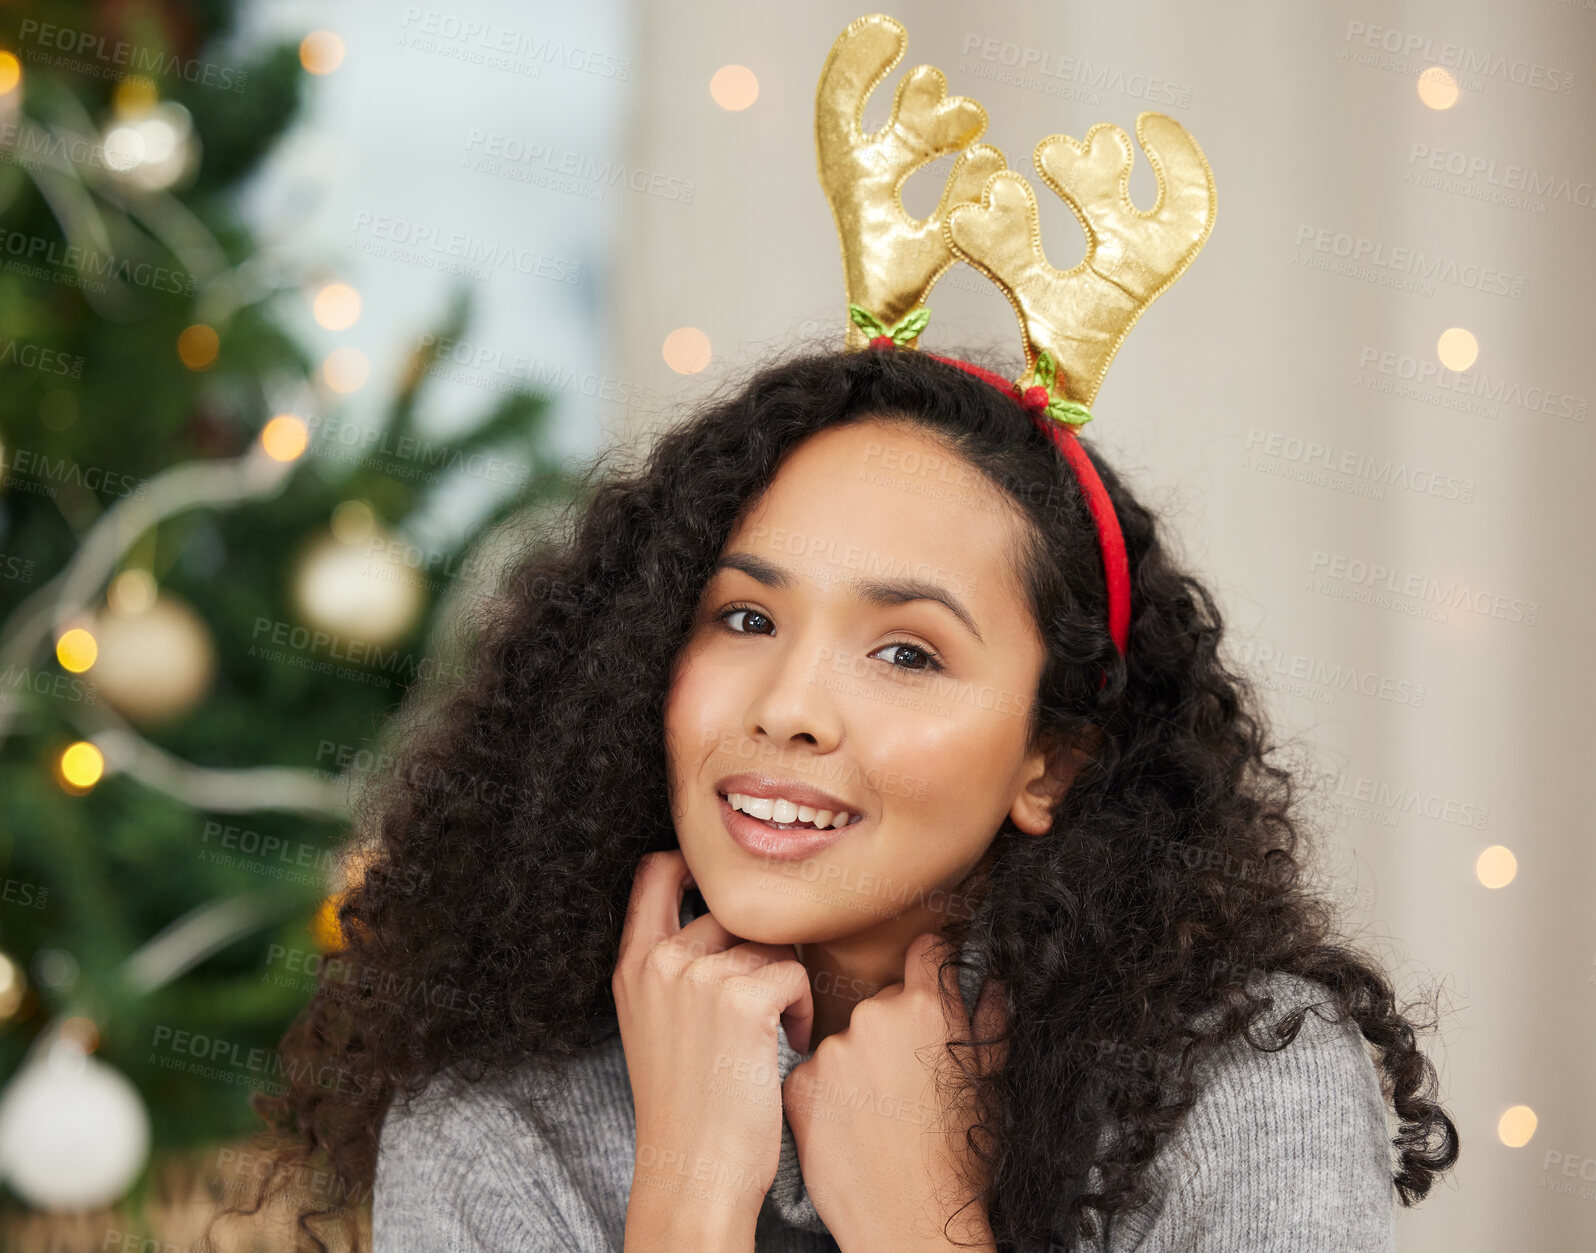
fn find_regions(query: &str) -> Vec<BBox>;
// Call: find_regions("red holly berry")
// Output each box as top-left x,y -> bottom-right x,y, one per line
1020,385 -> 1050,411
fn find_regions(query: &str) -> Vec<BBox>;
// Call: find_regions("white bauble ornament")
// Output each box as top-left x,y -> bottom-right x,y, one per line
0,1046 -> 151,1210
90,593 -> 216,724
290,527 -> 427,647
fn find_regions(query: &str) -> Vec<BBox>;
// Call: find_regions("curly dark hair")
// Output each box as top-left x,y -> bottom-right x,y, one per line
203,342 -> 1458,1251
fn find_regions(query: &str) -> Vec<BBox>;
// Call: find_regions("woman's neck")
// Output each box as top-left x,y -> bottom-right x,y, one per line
793,847 -> 995,1050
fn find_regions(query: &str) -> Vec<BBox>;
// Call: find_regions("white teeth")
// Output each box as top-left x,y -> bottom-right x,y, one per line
727,792 -> 852,828
742,795 -> 774,820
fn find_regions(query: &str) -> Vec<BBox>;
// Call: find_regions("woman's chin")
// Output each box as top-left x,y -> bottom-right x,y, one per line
701,904 -> 802,946
695,884 -> 836,947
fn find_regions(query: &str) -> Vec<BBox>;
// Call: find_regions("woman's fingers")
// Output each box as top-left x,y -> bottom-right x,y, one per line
779,966 -> 816,1055
722,958 -> 815,1055
685,940 -> 798,978
616,850 -> 694,971
614,854 -> 815,1050
617,852 -> 771,975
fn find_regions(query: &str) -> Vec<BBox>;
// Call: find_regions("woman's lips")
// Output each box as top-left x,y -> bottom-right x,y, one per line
717,791 -> 863,861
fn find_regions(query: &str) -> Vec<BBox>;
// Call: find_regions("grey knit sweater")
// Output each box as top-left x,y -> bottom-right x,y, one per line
373,903 -> 1396,1250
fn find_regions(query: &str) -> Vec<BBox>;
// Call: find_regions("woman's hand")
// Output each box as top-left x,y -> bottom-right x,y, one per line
613,850 -> 816,1249
782,932 -> 1008,1253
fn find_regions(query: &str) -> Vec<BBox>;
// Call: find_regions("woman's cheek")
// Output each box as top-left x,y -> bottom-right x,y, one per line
665,662 -> 728,775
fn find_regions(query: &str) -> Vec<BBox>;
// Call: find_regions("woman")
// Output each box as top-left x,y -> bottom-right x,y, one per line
206,343 -> 1458,1252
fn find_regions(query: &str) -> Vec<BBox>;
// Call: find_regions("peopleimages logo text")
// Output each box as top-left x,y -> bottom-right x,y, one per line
16,19 -> 249,92
1408,144 -> 1596,211
1309,551 -> 1539,625
1343,21 -> 1574,94
1294,225 -> 1524,298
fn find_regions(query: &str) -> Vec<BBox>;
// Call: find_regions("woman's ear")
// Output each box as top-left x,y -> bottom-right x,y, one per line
1008,728 -> 1098,836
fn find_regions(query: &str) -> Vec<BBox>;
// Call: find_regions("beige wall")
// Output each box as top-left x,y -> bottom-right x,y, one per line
607,3 -> 1596,1249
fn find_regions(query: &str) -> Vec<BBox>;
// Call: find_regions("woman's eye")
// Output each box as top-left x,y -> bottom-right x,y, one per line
716,604 -> 773,635
867,641 -> 945,674
715,604 -> 944,674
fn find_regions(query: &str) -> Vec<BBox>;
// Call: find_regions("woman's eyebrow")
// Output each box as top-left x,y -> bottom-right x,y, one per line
712,550 -> 984,645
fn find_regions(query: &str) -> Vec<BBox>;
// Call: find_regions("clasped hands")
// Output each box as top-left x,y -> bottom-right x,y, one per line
782,930 -> 1007,1253
614,852 -> 1006,1253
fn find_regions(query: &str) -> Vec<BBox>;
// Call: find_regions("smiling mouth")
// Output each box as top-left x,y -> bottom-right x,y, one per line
716,791 -> 864,832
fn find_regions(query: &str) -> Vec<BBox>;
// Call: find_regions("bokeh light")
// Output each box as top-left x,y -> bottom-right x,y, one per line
662,326 -> 712,374
177,324 -> 220,371
1476,845 -> 1517,889
55,628 -> 97,674
311,893 -> 346,950
107,569 -> 158,616
330,499 -> 376,545
58,742 -> 105,790
112,75 -> 159,115
59,1016 -> 100,1053
321,346 -> 370,393
300,31 -> 346,76
1417,66 -> 1459,110
0,955 -> 23,1018
1437,327 -> 1478,371
710,64 -> 759,110
313,282 -> 362,331
1498,1105 -> 1537,1147
260,414 -> 310,462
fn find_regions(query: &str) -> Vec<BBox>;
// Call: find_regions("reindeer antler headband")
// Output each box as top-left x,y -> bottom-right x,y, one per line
815,13 -> 1217,675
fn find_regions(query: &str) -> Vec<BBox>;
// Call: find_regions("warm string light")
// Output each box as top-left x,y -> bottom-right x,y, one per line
0,954 -> 23,1018
54,627 -> 97,673
300,30 -> 346,76
330,499 -> 376,544
112,75 -> 159,115
260,415 -> 310,462
313,282 -> 362,331
108,569 -> 158,615
321,346 -> 369,393
662,327 -> 712,374
57,742 -> 105,791
1498,1105 -> 1537,1148
1417,65 -> 1459,110
710,64 -> 759,110
0,51 -> 22,96
177,324 -> 219,371
1475,845 -> 1517,889
1437,327 -> 1479,371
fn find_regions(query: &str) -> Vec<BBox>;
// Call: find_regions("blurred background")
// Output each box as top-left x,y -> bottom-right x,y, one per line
0,0 -> 1589,1249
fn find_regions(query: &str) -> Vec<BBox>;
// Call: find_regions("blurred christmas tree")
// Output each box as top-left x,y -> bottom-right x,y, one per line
0,0 -> 576,1215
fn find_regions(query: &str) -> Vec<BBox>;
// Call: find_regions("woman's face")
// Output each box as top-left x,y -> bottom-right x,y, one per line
664,417 -> 1078,947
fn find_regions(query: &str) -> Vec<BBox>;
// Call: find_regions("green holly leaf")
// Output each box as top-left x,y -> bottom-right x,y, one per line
1047,397 -> 1094,427
848,304 -> 889,337
889,307 -> 930,344
1034,350 -> 1057,391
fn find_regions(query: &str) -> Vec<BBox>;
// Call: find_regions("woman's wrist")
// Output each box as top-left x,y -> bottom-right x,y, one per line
625,1163 -> 763,1253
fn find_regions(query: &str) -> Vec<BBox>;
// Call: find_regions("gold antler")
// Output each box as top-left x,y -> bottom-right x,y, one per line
816,14 -> 1006,351
944,112 -> 1217,408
